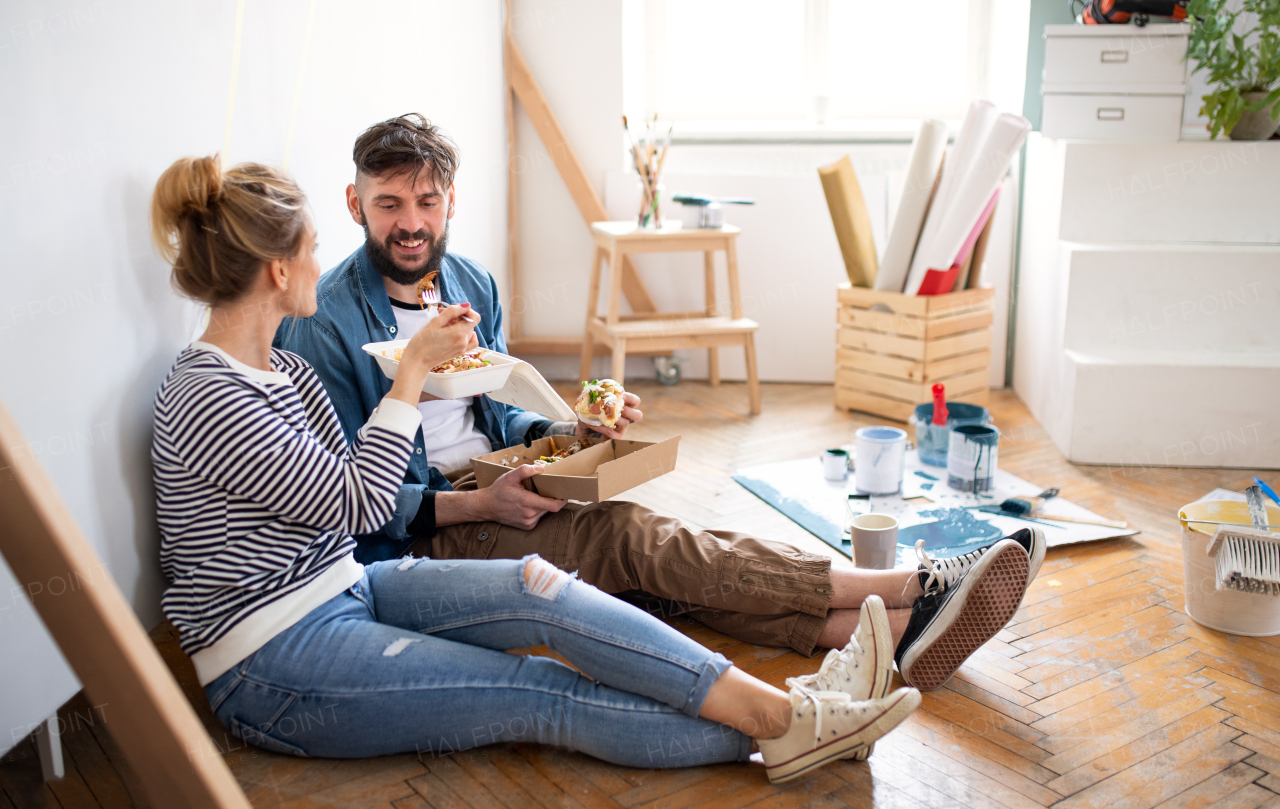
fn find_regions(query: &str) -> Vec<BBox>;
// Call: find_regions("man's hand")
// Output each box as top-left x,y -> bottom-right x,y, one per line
385,304 -> 480,407
435,465 -> 566,531
574,391 -> 644,440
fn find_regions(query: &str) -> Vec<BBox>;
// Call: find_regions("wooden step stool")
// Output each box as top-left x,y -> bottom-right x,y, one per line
580,221 -> 761,414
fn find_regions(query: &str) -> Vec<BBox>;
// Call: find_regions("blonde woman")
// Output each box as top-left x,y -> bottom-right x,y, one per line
148,155 -> 937,784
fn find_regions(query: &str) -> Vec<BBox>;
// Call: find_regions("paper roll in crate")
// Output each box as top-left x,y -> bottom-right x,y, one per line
1178,499 -> 1280,637
835,284 -> 994,423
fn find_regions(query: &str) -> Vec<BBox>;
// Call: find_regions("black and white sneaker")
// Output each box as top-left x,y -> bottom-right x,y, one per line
909,527 -> 1045,597
1003,527 -> 1046,586
895,538 -> 1029,691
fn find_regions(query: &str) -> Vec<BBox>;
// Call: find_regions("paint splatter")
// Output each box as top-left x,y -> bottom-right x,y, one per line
899,508 -> 1002,554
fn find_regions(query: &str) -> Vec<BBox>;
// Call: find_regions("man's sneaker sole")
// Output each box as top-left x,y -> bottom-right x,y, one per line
765,688 -> 921,784
898,543 -> 1028,691
850,595 -> 893,761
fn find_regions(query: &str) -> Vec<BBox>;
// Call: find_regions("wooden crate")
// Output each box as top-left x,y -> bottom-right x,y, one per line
834,283 -> 994,422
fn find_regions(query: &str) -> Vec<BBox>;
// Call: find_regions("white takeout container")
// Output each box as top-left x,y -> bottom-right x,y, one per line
362,340 -> 517,399
361,340 -> 576,421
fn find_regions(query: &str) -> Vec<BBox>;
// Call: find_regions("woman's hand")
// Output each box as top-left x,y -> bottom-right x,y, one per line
575,391 -> 643,440
386,304 -> 481,407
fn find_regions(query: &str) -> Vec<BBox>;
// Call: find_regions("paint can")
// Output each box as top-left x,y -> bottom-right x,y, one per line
854,426 -> 907,495
947,424 -> 1000,493
850,513 -> 899,570
910,402 -> 991,467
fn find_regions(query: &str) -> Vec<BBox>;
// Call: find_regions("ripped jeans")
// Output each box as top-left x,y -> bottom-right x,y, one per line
203,556 -> 752,768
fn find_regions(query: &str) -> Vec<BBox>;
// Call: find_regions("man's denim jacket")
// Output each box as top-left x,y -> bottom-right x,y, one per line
273,245 -> 552,544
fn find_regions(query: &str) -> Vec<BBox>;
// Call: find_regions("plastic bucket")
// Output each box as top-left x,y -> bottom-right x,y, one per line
1178,499 -> 1280,637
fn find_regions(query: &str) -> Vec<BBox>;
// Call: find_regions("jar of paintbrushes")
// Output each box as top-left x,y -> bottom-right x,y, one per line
623,114 -> 672,228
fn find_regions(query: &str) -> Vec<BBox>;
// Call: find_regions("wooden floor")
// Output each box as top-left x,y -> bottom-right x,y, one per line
4,382 -> 1280,809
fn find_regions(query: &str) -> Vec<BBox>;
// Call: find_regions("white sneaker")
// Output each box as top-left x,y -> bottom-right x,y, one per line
786,594 -> 893,761
758,685 -> 921,784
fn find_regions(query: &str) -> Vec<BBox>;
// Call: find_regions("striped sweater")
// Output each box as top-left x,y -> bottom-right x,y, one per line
152,342 -> 421,684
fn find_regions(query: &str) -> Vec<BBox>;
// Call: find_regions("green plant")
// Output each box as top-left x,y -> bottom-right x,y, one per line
1187,0 -> 1280,137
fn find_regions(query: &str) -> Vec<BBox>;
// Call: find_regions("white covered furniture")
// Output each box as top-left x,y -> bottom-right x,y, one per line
1014,134 -> 1280,468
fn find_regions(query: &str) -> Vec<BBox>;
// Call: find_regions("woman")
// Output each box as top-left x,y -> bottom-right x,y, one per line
149,156 -> 1023,784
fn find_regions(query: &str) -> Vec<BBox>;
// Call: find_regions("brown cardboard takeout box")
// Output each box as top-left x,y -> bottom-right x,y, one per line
471,435 -> 680,502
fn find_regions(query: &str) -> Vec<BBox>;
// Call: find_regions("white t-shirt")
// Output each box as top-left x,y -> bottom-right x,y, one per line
389,300 -> 493,474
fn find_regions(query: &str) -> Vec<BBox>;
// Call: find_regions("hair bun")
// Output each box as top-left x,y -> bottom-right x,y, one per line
156,155 -> 222,217
150,155 -> 223,262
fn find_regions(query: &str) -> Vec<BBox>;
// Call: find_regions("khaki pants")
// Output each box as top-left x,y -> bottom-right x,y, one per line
412,489 -> 834,656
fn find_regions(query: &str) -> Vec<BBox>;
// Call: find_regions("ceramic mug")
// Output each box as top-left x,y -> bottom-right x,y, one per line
821,448 -> 851,481
850,513 -> 899,570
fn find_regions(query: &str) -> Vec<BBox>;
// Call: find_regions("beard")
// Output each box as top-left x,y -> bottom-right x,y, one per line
361,206 -> 449,287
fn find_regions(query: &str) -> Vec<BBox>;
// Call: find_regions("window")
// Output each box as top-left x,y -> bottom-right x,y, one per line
638,0 -> 1020,125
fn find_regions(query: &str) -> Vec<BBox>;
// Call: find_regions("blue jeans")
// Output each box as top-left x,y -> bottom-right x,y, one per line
204,556 -> 753,768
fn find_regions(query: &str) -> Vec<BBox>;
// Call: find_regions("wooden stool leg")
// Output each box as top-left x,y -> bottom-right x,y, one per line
579,330 -> 595,384
611,339 -> 627,384
704,249 -> 720,385
580,247 -> 604,382
744,333 -> 761,415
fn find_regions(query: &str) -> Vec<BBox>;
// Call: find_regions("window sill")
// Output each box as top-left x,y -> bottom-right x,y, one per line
668,119 -> 962,146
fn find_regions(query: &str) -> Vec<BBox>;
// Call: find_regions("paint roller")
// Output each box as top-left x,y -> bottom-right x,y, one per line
1205,486 -> 1280,595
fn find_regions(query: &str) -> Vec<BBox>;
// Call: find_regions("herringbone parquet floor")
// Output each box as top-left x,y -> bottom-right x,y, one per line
3,382 -> 1279,809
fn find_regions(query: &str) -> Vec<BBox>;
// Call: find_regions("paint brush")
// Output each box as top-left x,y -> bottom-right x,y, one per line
622,115 -> 640,154
1000,496 -> 1128,529
931,383 -> 948,426
624,115 -> 654,222
967,504 -> 1065,528
652,123 -> 673,224
1254,477 -> 1280,508
1205,487 -> 1280,594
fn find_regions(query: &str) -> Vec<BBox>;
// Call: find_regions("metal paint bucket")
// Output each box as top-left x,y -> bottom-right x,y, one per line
947,424 -> 1000,493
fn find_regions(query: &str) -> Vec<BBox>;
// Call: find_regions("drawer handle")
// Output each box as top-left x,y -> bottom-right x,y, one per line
1097,107 -> 1125,121
1100,50 -> 1129,63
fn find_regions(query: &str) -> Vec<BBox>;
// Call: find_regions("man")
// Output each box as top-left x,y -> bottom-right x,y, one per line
275,115 -> 1043,687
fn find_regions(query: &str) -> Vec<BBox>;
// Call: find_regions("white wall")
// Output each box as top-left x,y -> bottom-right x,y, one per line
509,0 -> 625,345
0,0 -> 506,756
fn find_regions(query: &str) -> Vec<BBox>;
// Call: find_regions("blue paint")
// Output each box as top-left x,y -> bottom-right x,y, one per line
732,475 -> 850,558
898,508 -> 1002,557
914,470 -> 939,481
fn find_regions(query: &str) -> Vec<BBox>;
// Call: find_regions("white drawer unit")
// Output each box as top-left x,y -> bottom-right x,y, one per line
1040,23 -> 1188,142
1043,23 -> 1189,91
1041,92 -> 1184,140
